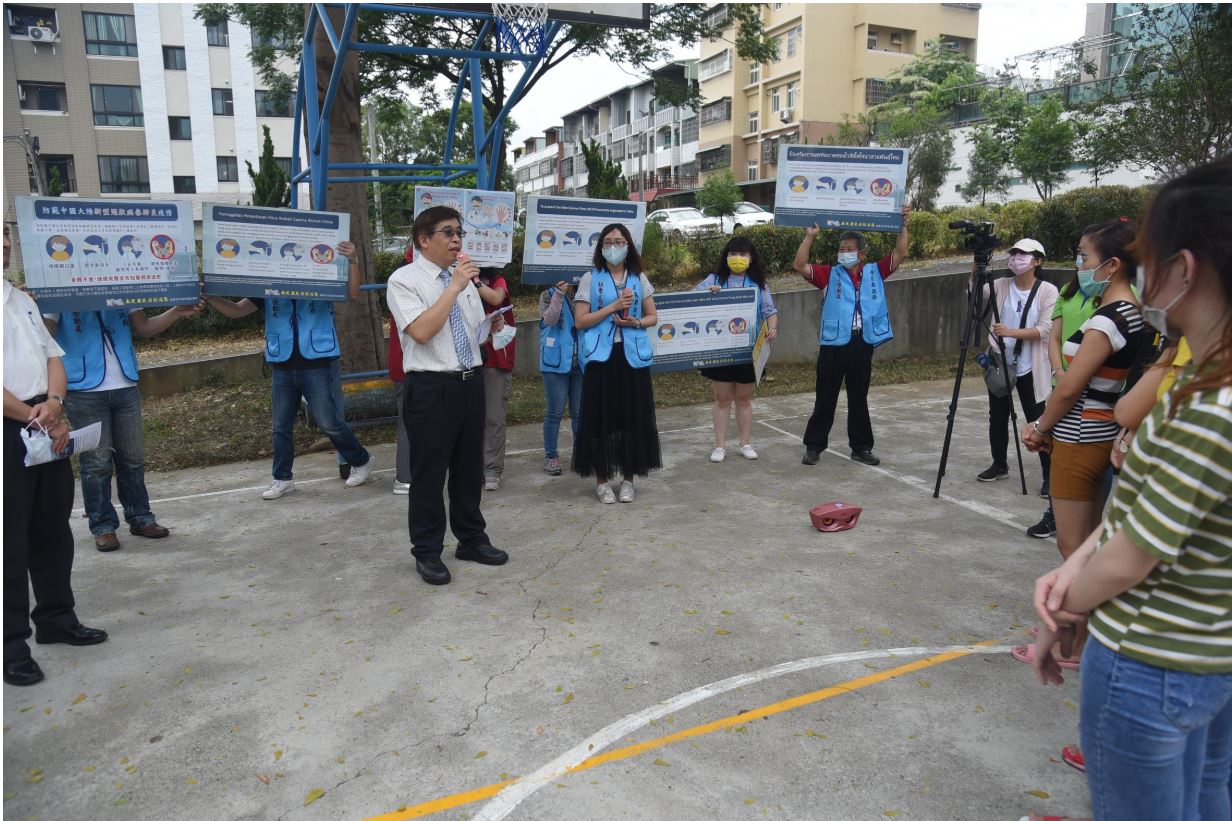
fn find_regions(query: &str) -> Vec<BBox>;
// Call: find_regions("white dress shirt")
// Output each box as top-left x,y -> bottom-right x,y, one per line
386,254 -> 485,373
4,280 -> 65,401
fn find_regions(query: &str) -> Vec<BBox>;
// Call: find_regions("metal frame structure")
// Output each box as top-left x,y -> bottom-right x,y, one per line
289,3 -> 564,212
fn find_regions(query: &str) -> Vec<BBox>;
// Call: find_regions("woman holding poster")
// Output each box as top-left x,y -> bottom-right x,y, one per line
694,236 -> 780,462
572,224 -> 661,504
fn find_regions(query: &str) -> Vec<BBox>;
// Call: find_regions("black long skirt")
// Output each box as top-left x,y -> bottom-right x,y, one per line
571,343 -> 662,481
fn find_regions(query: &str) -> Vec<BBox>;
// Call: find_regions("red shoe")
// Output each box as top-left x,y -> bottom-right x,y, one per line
1012,643 -> 1080,669
1062,744 -> 1086,773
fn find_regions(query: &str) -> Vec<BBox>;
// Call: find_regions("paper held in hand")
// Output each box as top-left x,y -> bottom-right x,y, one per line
753,322 -> 771,385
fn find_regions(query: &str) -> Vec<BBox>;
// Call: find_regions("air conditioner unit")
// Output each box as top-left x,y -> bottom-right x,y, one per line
27,26 -> 57,41
778,108 -> 794,123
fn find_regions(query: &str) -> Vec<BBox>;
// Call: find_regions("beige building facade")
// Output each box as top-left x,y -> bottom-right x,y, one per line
696,2 -> 979,200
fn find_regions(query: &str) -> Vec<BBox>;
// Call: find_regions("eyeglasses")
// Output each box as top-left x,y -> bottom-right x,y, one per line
432,228 -> 467,239
602,240 -> 628,249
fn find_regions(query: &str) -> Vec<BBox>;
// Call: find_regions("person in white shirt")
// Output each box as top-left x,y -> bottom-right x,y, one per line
3,225 -> 108,687
386,206 -> 508,586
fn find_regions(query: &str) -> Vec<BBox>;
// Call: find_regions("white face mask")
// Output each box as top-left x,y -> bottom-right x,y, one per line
491,324 -> 517,351
837,251 -> 860,268
1137,256 -> 1189,338
21,421 -> 55,467
602,245 -> 628,266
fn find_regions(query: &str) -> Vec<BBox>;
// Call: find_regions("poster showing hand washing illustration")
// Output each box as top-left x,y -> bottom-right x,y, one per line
414,186 -> 515,265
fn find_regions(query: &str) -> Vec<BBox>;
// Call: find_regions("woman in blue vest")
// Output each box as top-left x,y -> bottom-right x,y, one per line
694,235 -> 779,463
572,224 -> 661,504
539,279 -> 582,477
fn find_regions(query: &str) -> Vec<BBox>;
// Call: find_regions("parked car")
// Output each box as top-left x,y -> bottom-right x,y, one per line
646,207 -> 722,241
703,202 -> 776,234
375,235 -> 410,255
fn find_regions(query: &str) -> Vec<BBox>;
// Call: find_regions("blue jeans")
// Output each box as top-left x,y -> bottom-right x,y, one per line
1081,638 -> 1232,820
65,386 -> 155,536
271,360 -> 369,480
542,368 -> 582,459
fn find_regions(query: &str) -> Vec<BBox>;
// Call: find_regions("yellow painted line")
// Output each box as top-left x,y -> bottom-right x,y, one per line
364,644 -> 991,821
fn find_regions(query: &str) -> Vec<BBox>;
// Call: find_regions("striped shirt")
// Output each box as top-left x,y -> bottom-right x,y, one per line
1088,372 -> 1232,673
1053,300 -> 1146,443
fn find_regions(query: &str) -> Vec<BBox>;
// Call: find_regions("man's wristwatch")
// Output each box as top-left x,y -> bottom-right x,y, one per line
1031,421 -> 1050,438
50,394 -> 65,407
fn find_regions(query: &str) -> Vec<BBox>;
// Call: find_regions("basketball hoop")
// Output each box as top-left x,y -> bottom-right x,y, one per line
492,2 -> 550,57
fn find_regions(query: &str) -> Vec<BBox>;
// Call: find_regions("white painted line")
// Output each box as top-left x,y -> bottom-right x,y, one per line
472,643 -> 1014,821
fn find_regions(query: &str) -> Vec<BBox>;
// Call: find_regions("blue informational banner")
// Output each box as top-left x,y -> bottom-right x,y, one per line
413,186 -> 515,266
521,196 -> 646,285
14,196 -> 198,312
773,145 -> 909,232
649,288 -> 759,373
202,204 -> 351,301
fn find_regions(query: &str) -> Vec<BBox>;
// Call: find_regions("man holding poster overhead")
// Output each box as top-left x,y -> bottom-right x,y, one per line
794,202 -> 910,467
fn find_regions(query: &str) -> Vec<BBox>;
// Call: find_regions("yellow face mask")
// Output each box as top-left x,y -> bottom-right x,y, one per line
727,255 -> 750,274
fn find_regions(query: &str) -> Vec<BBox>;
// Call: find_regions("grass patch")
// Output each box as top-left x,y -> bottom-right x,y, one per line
142,352 -> 979,473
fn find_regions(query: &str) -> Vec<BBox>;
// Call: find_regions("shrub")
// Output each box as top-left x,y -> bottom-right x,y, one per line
992,200 -> 1041,248
372,251 -> 405,284
1034,185 -> 1155,259
906,210 -> 944,258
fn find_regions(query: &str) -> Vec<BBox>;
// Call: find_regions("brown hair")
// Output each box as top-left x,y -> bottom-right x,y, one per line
412,206 -> 462,250
1136,158 -> 1232,416
591,223 -> 644,274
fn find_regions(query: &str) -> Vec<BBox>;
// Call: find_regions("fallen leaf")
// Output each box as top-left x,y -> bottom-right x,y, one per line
83,765 -> 96,773
474,751 -> 487,759
257,773 -> 271,785
274,750 -> 283,761
1062,699 -> 1078,712
562,692 -> 574,705
335,755 -> 345,764
1026,790 -> 1050,799
652,758 -> 669,766
917,679 -> 931,689
185,777 -> 198,785
743,797 -> 757,805
975,704 -> 986,713
720,610 -> 734,615
71,694 -> 87,706
715,629 -> 732,636
149,735 -> 163,744
884,811 -> 901,818
304,787 -> 326,805
683,609 -> 698,615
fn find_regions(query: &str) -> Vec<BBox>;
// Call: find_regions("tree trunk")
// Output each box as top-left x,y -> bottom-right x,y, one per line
313,6 -> 384,374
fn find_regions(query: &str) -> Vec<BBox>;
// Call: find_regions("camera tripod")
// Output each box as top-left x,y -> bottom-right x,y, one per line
933,230 -> 1029,498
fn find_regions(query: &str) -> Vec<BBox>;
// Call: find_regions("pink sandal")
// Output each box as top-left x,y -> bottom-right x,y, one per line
1011,643 -> 1080,669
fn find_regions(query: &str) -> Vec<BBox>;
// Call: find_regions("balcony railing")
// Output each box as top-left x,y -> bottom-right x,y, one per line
611,123 -> 631,141
654,106 -> 679,127
627,174 -> 698,193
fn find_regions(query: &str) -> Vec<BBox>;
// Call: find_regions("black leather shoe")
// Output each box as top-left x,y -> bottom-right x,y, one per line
455,543 -> 509,566
851,449 -> 881,466
801,449 -> 821,465
34,623 -> 108,646
415,557 -> 451,585
4,657 -> 44,686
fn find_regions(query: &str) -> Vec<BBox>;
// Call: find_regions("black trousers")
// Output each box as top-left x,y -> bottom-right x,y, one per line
4,417 -> 79,663
988,372 -> 1051,479
405,372 -> 488,560
803,339 -> 875,453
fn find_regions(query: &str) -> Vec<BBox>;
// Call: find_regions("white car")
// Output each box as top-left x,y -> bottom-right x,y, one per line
646,207 -> 722,241
704,202 -> 776,234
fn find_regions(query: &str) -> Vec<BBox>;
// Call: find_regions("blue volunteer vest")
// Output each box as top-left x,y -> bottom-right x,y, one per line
578,268 -> 654,371
539,291 -> 578,374
55,310 -> 140,391
819,262 -> 893,347
264,299 -> 340,363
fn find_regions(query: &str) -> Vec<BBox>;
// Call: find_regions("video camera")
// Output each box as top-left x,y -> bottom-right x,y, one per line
948,219 -> 1000,259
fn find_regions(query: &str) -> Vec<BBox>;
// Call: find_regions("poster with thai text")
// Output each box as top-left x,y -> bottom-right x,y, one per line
649,288 -> 758,373
522,196 -> 646,285
773,145 -> 909,232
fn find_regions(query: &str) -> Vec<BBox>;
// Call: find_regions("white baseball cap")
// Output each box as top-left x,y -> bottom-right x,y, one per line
1009,238 -> 1046,257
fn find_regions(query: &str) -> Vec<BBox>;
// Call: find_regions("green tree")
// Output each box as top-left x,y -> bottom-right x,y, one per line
246,124 -> 290,207
1012,95 -> 1074,200
1072,113 -> 1124,188
959,129 -> 1011,205
696,170 -> 741,232
579,139 -> 629,201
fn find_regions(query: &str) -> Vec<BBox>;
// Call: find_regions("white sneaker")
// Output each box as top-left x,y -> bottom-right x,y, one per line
391,480 -> 410,495
597,483 -> 616,504
345,457 -> 375,487
262,479 -> 295,500
618,480 -> 635,503
710,447 -> 726,462
484,476 -> 501,491
739,444 -> 758,460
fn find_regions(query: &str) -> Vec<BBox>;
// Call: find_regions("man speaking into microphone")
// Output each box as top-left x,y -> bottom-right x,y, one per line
386,207 -> 508,586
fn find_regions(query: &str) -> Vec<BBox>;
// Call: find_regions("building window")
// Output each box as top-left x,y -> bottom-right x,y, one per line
83,11 -> 137,57
40,156 -> 76,193
98,155 -> 149,193
747,160 -> 759,182
206,19 -> 229,47
212,88 -> 234,116
702,4 -> 729,30
749,63 -> 760,84
699,49 -> 732,81
173,175 -> 196,194
18,82 -> 66,112
659,128 -> 673,149
748,110 -> 759,134
168,116 -> 192,140
274,157 -> 293,178
699,98 -> 732,127
217,156 -> 238,182
255,90 -> 292,117
865,78 -> 891,106
8,5 -> 57,36
867,28 -> 878,50
770,86 -> 781,111
698,145 -> 731,172
163,46 -> 186,69
786,81 -> 797,110
251,30 -> 290,49
681,117 -> 699,144
90,85 -> 143,127
787,25 -> 801,57
761,137 -> 778,164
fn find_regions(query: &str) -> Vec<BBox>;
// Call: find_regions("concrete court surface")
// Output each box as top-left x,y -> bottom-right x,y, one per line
3,376 -> 1092,821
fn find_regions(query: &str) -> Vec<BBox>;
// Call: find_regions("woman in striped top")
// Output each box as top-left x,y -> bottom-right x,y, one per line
1022,219 -> 1148,563
1030,158 -> 1232,820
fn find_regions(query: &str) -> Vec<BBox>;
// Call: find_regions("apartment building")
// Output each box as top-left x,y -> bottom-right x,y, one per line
511,126 -> 562,212
554,60 -> 699,203
696,3 -> 980,202
3,3 -> 303,268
